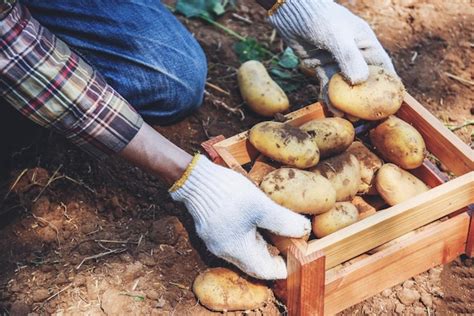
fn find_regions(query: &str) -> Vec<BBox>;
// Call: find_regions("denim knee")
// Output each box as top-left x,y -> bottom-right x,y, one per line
137,40 -> 208,124
23,0 -> 208,124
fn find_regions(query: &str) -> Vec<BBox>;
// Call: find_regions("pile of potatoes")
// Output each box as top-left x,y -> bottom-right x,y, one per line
247,66 -> 429,242
193,64 -> 431,313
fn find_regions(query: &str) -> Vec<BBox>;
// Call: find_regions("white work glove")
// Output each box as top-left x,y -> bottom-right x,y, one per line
170,155 -> 311,280
268,0 -> 396,113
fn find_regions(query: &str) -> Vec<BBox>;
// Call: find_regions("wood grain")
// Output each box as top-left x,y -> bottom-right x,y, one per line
305,171 -> 474,269
324,213 -> 469,315
287,245 -> 326,316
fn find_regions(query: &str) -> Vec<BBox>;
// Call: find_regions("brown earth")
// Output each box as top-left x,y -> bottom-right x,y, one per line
0,0 -> 472,315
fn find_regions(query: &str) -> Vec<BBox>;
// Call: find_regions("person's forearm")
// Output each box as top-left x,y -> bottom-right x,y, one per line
1,3 -> 192,187
119,123 -> 192,185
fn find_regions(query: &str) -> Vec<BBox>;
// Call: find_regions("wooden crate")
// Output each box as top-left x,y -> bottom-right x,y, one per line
201,93 -> 474,315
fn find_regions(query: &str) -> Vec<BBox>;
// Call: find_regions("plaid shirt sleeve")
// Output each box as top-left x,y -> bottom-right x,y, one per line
0,2 -> 144,159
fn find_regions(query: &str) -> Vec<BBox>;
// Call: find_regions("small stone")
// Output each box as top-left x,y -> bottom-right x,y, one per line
80,222 -> 97,235
421,293 -> 433,308
463,257 -> 472,267
156,298 -> 166,308
10,301 -> 31,315
397,288 -> 420,305
101,289 -> 134,315
73,275 -> 86,287
414,306 -> 426,315
31,197 -> 50,217
384,301 -> 395,313
122,261 -> 145,283
150,216 -> 187,246
32,289 -> 50,302
55,272 -> 67,285
413,275 -> 425,283
403,280 -> 415,289
429,267 -> 441,280
395,303 -> 405,314
138,253 -> 156,267
10,282 -> 20,292
381,288 -> 392,298
362,305 -> 372,314
432,287 -> 444,298
119,253 -> 134,263
146,289 -> 160,300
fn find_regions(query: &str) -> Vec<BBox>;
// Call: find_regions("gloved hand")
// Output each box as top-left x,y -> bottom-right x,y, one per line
268,0 -> 396,113
170,154 -> 311,280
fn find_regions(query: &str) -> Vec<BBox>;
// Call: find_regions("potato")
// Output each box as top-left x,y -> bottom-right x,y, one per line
346,141 -> 383,194
370,116 -> 426,169
238,60 -> 289,117
249,122 -> 320,168
260,168 -> 336,214
193,268 -> 270,312
300,117 -> 355,158
328,66 -> 405,120
312,202 -> 359,238
267,232 -> 310,256
311,152 -> 361,201
375,163 -> 429,206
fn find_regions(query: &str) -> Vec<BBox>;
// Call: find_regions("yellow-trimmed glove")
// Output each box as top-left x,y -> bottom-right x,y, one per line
170,154 -> 311,280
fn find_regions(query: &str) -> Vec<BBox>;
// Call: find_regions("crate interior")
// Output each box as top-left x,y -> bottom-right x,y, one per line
212,96 -> 473,269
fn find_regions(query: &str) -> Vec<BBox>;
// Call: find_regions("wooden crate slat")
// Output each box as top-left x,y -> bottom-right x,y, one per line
398,93 -> 474,176
324,213 -> 469,315
305,171 -> 474,269
411,159 -> 446,188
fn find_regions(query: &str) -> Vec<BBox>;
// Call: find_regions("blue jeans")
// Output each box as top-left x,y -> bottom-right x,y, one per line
21,0 -> 207,124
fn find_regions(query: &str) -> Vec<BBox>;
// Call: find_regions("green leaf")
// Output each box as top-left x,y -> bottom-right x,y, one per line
176,0 -> 230,19
278,47 -> 299,69
270,68 -> 293,79
212,2 -> 226,15
234,38 -> 269,62
176,0 -> 209,18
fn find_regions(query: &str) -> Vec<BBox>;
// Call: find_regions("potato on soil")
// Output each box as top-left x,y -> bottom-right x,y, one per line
193,268 -> 270,312
370,116 -> 426,169
328,66 -> 405,120
300,117 -> 355,158
311,152 -> 361,201
375,163 -> 429,206
346,141 -> 383,194
238,60 -> 289,117
260,168 -> 336,214
312,202 -> 359,238
249,121 -> 320,168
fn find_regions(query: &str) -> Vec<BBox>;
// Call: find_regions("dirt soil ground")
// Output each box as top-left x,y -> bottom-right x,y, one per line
0,0 -> 472,315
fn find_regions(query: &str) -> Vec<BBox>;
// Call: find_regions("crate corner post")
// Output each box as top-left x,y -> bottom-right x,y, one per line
287,245 -> 326,316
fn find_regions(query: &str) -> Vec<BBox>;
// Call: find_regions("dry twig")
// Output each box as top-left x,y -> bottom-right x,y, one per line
231,13 -> 253,24
445,72 -> 474,87
44,284 -> 73,302
205,82 -> 230,96
76,248 -> 126,270
204,91 -> 245,121
32,214 -> 61,247
33,165 -> 63,202
3,168 -> 28,201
